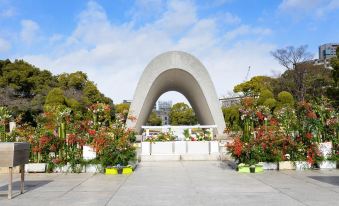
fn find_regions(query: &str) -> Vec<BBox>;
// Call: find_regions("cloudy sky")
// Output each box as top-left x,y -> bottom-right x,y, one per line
0,0 -> 338,103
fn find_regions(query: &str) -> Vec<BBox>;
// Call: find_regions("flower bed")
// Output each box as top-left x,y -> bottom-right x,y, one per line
0,104 -> 137,173
226,96 -> 339,171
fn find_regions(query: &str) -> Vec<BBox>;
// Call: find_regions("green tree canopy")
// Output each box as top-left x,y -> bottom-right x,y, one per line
222,105 -> 240,130
277,91 -> 294,107
257,89 -> 274,105
327,47 -> 339,107
45,88 -> 66,107
147,111 -> 162,126
169,102 -> 197,125
233,76 -> 276,96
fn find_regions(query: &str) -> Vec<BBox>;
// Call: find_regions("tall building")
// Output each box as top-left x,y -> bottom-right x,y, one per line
319,43 -> 339,60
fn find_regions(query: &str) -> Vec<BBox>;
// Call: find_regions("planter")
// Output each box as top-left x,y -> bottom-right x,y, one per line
105,168 -> 118,175
187,141 -> 209,154
122,167 -> 133,174
319,142 -> 332,158
259,162 -> 278,170
210,141 -> 219,154
141,142 -> 151,155
151,142 -> 173,155
295,161 -> 311,170
237,164 -> 263,173
255,164 -> 264,173
279,161 -> 295,170
25,163 -> 46,173
85,164 -> 102,173
83,145 -> 96,160
319,161 -> 336,169
105,166 -> 133,175
174,141 -> 186,154
238,165 -> 250,173
53,163 -> 85,173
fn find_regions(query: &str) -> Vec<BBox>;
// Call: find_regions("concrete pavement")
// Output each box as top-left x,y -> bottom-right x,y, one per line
1,161 -> 339,206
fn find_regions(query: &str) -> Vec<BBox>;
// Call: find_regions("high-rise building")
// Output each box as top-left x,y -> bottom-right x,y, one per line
319,43 -> 339,60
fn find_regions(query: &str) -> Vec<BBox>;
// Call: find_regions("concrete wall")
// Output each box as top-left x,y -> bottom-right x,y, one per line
126,51 -> 226,135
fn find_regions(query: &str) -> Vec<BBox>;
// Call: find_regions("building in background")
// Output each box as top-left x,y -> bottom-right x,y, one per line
299,43 -> 339,69
156,101 -> 172,125
123,100 -> 132,105
219,96 -> 242,108
319,43 -> 339,60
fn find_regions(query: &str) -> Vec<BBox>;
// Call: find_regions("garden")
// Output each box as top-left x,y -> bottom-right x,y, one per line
0,103 -> 137,174
225,93 -> 339,173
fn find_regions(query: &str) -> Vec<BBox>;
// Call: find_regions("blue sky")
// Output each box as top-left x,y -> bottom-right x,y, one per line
0,0 -> 338,103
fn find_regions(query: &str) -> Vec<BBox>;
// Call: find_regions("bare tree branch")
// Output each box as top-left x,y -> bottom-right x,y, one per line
271,45 -> 313,70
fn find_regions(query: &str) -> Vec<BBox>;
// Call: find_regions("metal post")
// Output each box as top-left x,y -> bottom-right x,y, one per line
8,167 -> 12,199
20,164 -> 25,194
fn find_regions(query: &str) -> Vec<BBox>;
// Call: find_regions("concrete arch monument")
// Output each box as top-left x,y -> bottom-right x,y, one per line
126,51 -> 226,135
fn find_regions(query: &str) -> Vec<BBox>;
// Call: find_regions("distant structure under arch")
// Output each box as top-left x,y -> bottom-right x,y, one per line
126,51 -> 226,135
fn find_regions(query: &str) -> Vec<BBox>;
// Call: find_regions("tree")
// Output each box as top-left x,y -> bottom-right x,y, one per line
115,103 -> 130,121
327,47 -> 339,107
44,88 -> 66,107
233,76 -> 276,96
257,89 -> 274,105
147,112 -> 162,126
263,98 -> 277,109
276,63 -> 333,101
271,45 -> 314,101
277,91 -> 294,107
222,105 -> 240,130
271,45 -> 313,70
169,102 -> 197,125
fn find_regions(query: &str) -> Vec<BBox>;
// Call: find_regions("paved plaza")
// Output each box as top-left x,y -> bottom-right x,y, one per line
1,161 -> 339,206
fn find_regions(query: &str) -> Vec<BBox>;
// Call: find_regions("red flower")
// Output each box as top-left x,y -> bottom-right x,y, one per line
306,133 -> 313,140
52,158 -> 62,165
307,112 -> 317,119
256,112 -> 265,121
67,133 -> 77,145
233,137 -> 243,157
50,144 -> 57,152
88,129 -> 96,136
32,146 -> 41,153
39,136 -> 50,147
270,118 -> 278,126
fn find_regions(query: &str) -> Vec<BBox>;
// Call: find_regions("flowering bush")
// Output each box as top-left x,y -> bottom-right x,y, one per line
226,96 -> 338,166
0,103 -> 136,172
144,131 -> 175,142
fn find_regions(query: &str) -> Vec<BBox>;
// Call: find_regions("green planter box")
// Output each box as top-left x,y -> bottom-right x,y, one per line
105,166 -> 134,175
237,164 -> 263,173
238,166 -> 250,173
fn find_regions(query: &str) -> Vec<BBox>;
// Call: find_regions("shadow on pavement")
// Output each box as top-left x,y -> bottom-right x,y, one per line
308,176 -> 339,186
0,180 -> 52,198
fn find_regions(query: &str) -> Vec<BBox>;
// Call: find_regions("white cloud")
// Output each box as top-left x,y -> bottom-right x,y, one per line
21,0 -> 279,103
0,7 -> 15,18
279,0 -> 339,18
20,19 -> 39,45
224,25 -> 272,41
222,12 -> 241,25
0,37 -> 11,53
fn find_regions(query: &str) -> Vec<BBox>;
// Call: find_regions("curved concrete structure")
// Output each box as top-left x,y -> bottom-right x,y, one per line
126,51 -> 225,135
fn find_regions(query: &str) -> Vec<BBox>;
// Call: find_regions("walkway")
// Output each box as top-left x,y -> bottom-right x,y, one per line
1,161 -> 339,205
